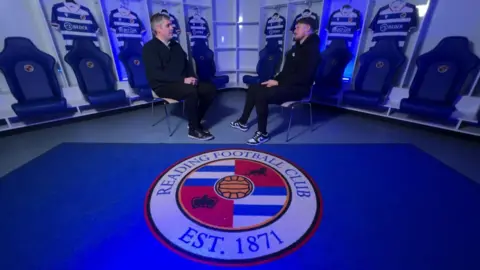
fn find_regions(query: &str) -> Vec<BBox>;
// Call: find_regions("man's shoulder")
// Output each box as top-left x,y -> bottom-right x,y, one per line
143,39 -> 155,48
142,39 -> 160,53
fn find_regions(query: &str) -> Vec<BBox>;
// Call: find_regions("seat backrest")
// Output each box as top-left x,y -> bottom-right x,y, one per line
354,40 -> 406,95
191,42 -> 216,81
315,39 -> 353,91
0,37 -> 62,103
118,40 -> 149,89
409,36 -> 480,104
64,39 -> 116,95
257,42 -> 283,81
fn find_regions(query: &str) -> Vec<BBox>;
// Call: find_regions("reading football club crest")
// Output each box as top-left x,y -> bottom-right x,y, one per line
86,61 -> 94,68
437,65 -> 449,73
376,61 -> 385,68
145,149 -> 322,266
24,64 -> 34,72
133,59 -> 140,66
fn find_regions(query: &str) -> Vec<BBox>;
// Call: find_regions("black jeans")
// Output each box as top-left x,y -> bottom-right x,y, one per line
239,84 -> 309,133
154,82 -> 217,129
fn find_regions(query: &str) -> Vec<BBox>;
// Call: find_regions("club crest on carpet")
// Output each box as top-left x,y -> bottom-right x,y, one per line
145,149 -> 322,266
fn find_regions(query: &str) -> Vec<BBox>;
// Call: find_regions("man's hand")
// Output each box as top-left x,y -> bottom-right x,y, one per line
261,80 -> 279,87
184,77 -> 197,85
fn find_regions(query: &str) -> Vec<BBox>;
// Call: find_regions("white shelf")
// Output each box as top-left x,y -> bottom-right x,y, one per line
151,0 -> 182,6
237,68 -> 256,72
184,3 -> 211,8
214,22 -> 237,25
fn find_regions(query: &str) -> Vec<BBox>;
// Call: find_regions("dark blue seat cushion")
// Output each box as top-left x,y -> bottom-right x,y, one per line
400,99 -> 455,119
65,39 -> 127,106
243,75 -> 261,85
212,76 -> 229,88
399,36 -> 480,118
11,97 -> 68,117
87,90 -> 127,105
343,40 -> 406,107
314,39 -> 352,97
243,42 -> 282,85
0,37 -> 72,118
342,91 -> 386,107
118,40 -> 150,98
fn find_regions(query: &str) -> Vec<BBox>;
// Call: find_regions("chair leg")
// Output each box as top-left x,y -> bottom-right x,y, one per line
308,103 -> 313,131
151,100 -> 154,115
286,106 -> 294,142
164,104 -> 172,136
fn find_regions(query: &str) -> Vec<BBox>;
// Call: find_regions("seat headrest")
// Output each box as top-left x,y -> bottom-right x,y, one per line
434,36 -> 470,52
193,41 -> 208,49
327,39 -> 348,50
3,37 -> 37,50
1,37 -> 42,56
0,37 -> 54,68
367,40 -> 402,55
71,39 -> 97,50
121,40 -> 143,54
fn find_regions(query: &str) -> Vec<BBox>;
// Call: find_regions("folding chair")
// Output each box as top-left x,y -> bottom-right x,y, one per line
280,86 -> 314,142
150,90 -> 185,136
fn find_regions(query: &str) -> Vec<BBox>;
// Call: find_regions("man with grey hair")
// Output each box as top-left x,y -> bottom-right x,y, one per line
142,13 -> 217,141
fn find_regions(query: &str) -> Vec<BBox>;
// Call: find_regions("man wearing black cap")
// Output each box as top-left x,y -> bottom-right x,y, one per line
231,17 -> 321,145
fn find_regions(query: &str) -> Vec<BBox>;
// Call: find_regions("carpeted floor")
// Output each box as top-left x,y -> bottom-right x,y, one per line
0,143 -> 479,270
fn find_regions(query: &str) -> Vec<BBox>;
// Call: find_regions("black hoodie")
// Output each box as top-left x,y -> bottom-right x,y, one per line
274,34 -> 321,89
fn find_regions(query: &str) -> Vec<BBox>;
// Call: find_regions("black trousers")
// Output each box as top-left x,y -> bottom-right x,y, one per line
239,84 -> 309,133
153,82 -> 217,129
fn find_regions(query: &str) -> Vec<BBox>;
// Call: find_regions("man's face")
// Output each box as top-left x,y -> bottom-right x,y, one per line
294,23 -> 310,41
155,18 -> 174,40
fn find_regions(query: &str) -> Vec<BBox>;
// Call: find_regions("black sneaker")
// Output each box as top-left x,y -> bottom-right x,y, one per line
188,128 -> 214,141
247,131 -> 270,145
230,120 -> 248,132
187,120 -> 210,132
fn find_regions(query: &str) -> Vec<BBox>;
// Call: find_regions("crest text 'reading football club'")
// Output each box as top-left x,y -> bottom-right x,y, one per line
145,149 -> 322,266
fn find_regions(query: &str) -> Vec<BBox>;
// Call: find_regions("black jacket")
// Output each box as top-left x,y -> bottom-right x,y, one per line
142,38 -> 195,89
275,34 -> 321,89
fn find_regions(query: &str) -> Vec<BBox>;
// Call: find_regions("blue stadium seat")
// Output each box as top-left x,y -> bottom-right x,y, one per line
0,37 -> 74,121
243,41 -> 282,85
399,36 -> 480,119
191,42 -> 229,88
312,39 -> 353,98
65,39 -> 128,107
118,40 -> 152,100
342,40 -> 406,107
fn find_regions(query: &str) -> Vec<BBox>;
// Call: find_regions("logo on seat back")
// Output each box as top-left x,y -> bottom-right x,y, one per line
437,65 -> 449,73
145,149 -> 322,266
86,61 -> 94,68
133,59 -> 140,66
376,61 -> 385,68
24,64 -> 34,72
268,56 -> 274,60
199,56 -> 204,60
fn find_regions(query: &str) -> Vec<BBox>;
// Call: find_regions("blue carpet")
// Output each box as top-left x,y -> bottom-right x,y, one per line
0,143 -> 479,270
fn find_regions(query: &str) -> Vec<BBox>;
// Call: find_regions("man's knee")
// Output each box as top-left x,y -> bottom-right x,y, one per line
182,85 -> 199,100
198,82 -> 217,98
